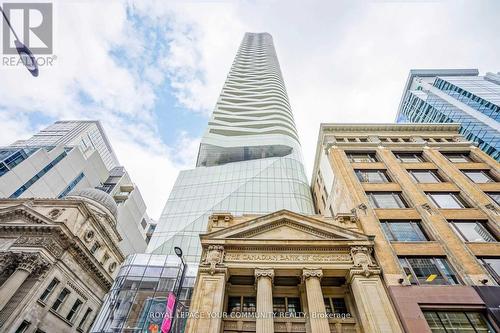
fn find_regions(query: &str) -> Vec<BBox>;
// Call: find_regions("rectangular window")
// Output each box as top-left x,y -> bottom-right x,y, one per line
380,221 -> 428,241
324,297 -> 350,315
399,257 -> 459,285
90,242 -> 101,254
15,321 -> 30,333
479,258 -> 500,284
287,298 -> 301,314
423,311 -> 493,333
9,151 -> 68,198
355,170 -> 390,183
394,153 -> 424,163
409,170 -> 442,183
39,278 -> 59,302
51,288 -> 70,312
242,297 -> 256,313
227,296 -> 241,313
66,299 -> 83,322
463,170 -> 496,183
273,297 -> 286,315
78,308 -> 93,329
346,152 -> 377,163
367,192 -> 408,208
427,193 -> 469,208
442,153 -> 471,163
486,193 -> 500,205
449,221 -> 496,242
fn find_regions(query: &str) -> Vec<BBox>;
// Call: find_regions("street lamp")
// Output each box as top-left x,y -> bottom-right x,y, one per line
169,247 -> 187,333
0,5 -> 39,76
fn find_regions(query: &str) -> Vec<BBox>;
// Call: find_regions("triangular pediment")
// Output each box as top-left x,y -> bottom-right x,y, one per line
203,210 -> 369,241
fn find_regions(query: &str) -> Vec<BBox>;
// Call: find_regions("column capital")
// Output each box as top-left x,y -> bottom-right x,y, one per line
302,268 -> 323,281
254,268 -> 274,282
16,253 -> 46,274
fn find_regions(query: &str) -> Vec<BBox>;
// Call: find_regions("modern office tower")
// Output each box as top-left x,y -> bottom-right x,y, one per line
0,193 -> 124,333
10,120 -> 119,170
91,32 -> 315,333
396,69 -> 500,161
311,123 -> 500,332
147,32 -> 314,262
0,120 -> 149,254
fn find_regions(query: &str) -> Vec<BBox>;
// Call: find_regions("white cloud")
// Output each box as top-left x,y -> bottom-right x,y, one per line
1,0 -> 499,219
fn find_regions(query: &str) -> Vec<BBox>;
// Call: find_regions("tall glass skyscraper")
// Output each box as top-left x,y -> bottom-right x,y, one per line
396,69 -> 500,161
147,32 -> 314,262
91,32 -> 314,333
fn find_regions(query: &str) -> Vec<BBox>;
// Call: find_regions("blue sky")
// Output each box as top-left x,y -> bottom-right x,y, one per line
1,0 -> 499,218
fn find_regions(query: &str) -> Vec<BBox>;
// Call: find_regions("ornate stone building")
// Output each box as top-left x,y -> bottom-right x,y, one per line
185,210 -> 403,333
0,188 -> 125,333
311,123 -> 499,332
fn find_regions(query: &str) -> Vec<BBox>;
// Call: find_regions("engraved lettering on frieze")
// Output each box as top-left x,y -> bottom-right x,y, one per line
201,245 -> 225,275
224,252 -> 351,263
14,236 -> 64,257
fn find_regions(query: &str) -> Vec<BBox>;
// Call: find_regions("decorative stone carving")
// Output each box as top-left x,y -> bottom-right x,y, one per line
421,203 -> 435,215
254,268 -> 274,282
48,208 -> 64,220
108,262 -> 117,273
357,203 -> 367,214
0,252 -> 17,272
349,246 -> 380,278
14,236 -> 64,258
485,203 -> 499,214
201,245 -> 225,275
17,253 -> 44,273
84,230 -> 95,243
302,268 -> 323,281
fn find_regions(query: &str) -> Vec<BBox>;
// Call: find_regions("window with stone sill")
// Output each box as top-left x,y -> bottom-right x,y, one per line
423,311 -> 494,333
51,288 -> 70,311
449,221 -> 497,242
486,192 -> 500,206
462,170 -> 496,183
39,278 -> 59,302
399,257 -> 459,285
442,152 -> 472,163
272,297 -> 302,315
227,296 -> 256,314
66,299 -> 83,322
324,297 -> 350,315
366,192 -> 409,209
479,258 -> 500,285
355,170 -> 390,183
78,308 -> 93,330
346,152 -> 378,163
426,192 -> 470,209
394,152 -> 425,163
15,321 -> 30,333
380,221 -> 428,241
408,170 -> 443,183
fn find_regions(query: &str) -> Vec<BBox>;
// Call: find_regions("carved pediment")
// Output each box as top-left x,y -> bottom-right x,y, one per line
204,210 -> 369,241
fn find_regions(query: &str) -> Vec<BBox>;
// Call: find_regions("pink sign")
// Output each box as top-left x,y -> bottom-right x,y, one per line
161,292 -> 176,333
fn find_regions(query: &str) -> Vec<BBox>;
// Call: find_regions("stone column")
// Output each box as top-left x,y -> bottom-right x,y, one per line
0,253 -> 41,311
255,268 -> 274,333
348,247 -> 402,333
185,268 -> 228,333
302,269 -> 330,333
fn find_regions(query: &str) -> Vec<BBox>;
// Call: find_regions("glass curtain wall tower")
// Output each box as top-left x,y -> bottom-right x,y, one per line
147,32 -> 314,262
396,69 -> 500,161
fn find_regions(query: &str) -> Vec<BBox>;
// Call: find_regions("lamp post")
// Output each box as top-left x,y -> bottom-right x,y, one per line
170,247 -> 187,333
0,5 -> 39,76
